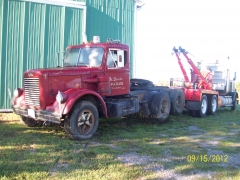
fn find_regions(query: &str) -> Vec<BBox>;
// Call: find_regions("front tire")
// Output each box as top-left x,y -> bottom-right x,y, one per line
231,99 -> 237,111
150,92 -> 170,122
229,92 -> 238,111
64,101 -> 99,140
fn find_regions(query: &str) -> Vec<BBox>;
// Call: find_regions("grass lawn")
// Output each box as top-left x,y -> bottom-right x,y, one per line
0,106 -> 240,180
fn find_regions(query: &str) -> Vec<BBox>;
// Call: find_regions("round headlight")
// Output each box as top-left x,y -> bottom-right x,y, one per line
14,89 -> 19,98
56,91 -> 63,103
14,88 -> 23,98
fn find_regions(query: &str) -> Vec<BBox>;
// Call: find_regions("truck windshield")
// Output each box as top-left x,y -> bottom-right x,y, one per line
63,47 -> 104,67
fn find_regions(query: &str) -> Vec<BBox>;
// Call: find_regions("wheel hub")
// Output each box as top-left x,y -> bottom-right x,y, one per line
77,110 -> 93,135
161,100 -> 169,115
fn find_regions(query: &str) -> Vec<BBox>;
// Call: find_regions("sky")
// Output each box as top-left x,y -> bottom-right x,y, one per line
135,0 -> 240,83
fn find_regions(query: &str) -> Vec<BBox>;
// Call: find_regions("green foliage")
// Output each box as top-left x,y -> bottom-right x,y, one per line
235,81 -> 240,95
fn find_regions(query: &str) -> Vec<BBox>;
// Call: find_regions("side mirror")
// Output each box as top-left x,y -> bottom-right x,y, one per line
56,51 -> 65,67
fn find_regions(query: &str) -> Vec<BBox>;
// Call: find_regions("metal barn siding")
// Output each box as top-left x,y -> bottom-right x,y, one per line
85,0 -> 135,75
0,0 -> 85,109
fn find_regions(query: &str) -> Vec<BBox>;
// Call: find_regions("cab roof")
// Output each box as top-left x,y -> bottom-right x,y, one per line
66,41 -> 129,50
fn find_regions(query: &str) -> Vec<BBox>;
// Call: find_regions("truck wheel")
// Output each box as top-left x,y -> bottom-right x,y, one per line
196,95 -> 208,118
169,89 -> 185,116
231,98 -> 237,110
150,92 -> 170,122
19,116 -> 42,127
207,95 -> 217,115
228,92 -> 238,110
64,101 -> 99,140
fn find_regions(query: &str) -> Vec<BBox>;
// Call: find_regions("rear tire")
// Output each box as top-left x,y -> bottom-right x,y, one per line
207,95 -> 217,115
196,95 -> 208,118
64,101 -> 99,140
19,116 -> 42,127
150,92 -> 170,122
169,89 -> 185,116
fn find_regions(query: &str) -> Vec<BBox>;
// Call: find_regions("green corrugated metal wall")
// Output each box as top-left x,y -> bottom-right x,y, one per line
0,0 -> 136,109
0,0 -> 84,109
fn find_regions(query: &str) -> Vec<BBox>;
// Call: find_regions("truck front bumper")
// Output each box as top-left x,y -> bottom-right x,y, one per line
12,106 -> 61,124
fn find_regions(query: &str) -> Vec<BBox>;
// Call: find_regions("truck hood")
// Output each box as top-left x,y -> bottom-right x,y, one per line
22,66 -> 101,109
24,67 -> 92,78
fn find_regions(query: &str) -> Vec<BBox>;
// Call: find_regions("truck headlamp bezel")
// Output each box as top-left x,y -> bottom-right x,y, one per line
56,91 -> 67,103
13,88 -> 23,98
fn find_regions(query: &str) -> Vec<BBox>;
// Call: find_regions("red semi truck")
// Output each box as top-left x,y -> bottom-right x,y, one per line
12,37 -> 184,140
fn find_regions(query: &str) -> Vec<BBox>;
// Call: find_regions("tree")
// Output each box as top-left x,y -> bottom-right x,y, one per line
235,82 -> 240,95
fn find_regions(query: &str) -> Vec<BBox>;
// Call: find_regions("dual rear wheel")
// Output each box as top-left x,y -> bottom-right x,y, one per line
169,89 -> 185,116
150,92 -> 170,122
189,95 -> 218,118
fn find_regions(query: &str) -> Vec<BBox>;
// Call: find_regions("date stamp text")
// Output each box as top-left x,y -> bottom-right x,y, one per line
187,154 -> 228,163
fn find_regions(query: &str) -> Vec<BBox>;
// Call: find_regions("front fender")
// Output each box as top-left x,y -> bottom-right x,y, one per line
61,88 -> 108,118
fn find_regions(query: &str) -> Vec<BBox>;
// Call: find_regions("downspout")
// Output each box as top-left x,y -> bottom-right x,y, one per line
82,5 -> 87,42
133,1 -> 138,78
133,0 -> 145,78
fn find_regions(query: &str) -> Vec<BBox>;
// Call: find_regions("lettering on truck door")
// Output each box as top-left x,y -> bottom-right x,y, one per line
106,49 -> 130,95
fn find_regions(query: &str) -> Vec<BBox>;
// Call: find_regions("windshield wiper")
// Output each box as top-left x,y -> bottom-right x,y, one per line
63,63 -> 74,67
76,62 -> 90,67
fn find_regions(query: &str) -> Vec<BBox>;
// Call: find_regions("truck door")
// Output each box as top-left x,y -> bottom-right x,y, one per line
106,49 -> 130,96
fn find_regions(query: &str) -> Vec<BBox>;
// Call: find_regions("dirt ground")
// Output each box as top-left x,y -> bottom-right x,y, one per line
88,124 -> 240,180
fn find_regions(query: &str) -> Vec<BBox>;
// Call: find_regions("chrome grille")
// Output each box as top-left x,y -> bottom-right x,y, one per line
24,78 -> 40,107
